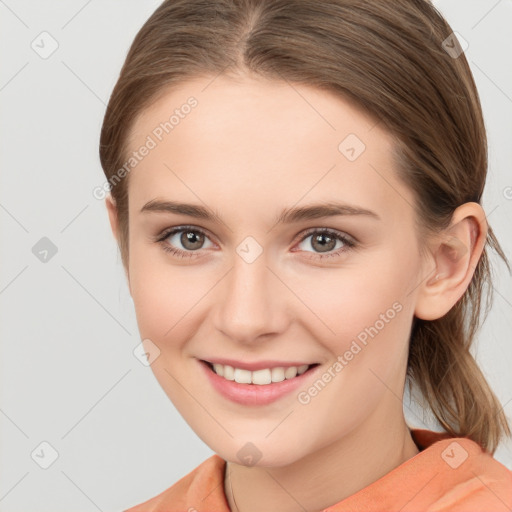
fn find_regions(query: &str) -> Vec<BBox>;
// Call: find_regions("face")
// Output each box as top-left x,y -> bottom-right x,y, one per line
111,74 -> 430,466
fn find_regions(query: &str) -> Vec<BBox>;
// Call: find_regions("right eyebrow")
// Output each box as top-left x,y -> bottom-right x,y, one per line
140,199 -> 221,220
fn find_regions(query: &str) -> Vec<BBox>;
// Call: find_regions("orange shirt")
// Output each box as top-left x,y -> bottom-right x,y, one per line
124,429 -> 512,511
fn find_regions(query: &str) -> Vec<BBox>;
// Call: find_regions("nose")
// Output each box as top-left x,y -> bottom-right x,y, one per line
212,247 -> 290,345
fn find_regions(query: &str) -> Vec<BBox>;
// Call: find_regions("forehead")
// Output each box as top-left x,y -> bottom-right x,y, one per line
125,74 -> 414,225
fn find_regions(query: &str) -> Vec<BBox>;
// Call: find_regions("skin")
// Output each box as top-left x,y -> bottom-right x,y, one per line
106,73 -> 488,512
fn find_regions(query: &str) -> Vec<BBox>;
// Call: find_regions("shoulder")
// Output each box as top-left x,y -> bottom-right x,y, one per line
123,455 -> 229,512
397,430 -> 512,511
328,429 -> 512,511
420,433 -> 512,512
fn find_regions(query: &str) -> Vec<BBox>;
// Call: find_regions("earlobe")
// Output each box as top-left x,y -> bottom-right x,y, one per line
105,193 -> 119,242
414,202 -> 488,321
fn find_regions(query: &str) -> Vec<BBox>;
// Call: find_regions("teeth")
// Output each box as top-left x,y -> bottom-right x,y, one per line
223,365 -> 235,381
297,364 -> 309,375
213,363 -> 224,377
252,369 -> 272,385
271,367 -> 285,383
210,363 -> 311,384
234,368 -> 252,384
284,366 -> 297,379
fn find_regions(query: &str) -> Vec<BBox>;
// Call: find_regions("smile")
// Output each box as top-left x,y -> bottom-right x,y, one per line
207,362 -> 311,385
199,359 -> 321,406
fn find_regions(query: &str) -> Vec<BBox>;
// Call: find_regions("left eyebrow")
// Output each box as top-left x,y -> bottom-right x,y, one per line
274,202 -> 381,225
139,199 -> 381,224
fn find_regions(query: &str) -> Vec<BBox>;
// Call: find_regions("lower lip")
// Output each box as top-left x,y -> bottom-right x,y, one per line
199,360 -> 319,406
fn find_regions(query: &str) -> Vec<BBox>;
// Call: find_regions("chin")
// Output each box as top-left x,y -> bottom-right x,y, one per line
209,439 -> 310,468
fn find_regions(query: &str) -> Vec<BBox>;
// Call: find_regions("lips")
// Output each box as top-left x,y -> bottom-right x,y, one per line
199,358 -> 321,406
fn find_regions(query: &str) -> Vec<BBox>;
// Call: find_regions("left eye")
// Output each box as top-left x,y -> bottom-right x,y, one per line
295,229 -> 355,257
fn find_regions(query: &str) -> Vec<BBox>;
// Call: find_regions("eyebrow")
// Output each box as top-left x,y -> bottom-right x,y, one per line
140,199 -> 381,224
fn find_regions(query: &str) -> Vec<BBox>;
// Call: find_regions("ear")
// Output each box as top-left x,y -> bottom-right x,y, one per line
105,194 -> 132,294
414,202 -> 488,321
105,193 -> 119,242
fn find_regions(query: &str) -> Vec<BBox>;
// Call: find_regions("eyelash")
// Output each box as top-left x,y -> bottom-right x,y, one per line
153,225 -> 357,260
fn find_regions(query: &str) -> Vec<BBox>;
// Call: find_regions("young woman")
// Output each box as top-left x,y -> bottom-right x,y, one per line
99,0 -> 512,510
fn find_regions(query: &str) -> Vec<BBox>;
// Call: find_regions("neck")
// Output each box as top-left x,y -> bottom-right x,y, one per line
224,417 -> 420,512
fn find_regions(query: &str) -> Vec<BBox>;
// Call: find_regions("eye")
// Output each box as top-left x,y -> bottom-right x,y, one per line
294,228 -> 356,259
155,225 -> 215,259
153,225 -> 356,261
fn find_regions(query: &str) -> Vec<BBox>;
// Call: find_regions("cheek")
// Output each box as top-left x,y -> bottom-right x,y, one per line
128,255 -> 210,405
293,253 -> 417,436
128,245 -> 206,346
291,248 -> 418,351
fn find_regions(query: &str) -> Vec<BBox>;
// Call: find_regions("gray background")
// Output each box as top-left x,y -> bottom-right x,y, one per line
0,1 -> 511,511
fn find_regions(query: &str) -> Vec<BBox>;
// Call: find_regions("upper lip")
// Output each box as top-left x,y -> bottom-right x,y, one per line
201,358 -> 317,371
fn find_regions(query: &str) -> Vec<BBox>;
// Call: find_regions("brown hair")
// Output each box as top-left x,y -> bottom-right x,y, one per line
99,0 -> 511,453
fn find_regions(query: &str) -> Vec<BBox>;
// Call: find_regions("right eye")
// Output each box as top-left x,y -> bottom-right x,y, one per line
155,225 -> 215,258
